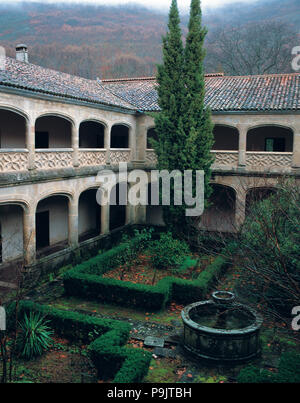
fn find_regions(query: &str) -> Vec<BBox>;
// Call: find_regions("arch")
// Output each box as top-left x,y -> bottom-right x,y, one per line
36,191 -> 73,208
35,111 -> 75,126
79,120 -> 105,149
0,203 -> 25,263
36,194 -> 70,256
247,125 -> 293,152
35,114 -> 73,149
145,181 -> 164,226
0,104 -> 30,122
200,184 -> 236,232
78,188 -> 101,242
212,124 -> 239,151
110,124 -> 130,149
0,108 -> 27,149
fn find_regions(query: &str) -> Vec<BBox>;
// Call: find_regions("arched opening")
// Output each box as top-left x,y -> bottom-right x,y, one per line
78,189 -> 101,242
109,182 -> 127,231
35,115 -> 72,149
212,125 -> 239,150
36,195 -> 69,257
79,121 -> 105,149
0,109 -> 26,149
110,125 -> 129,149
146,182 -> 164,225
247,126 -> 293,152
0,204 -> 24,264
246,187 -> 277,215
147,128 -> 158,149
200,184 -> 236,232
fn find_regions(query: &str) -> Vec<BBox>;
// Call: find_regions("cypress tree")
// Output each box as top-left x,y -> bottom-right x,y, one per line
153,0 -> 214,239
183,0 -> 214,202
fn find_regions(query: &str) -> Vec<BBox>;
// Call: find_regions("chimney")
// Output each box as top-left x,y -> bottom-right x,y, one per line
16,44 -> 28,63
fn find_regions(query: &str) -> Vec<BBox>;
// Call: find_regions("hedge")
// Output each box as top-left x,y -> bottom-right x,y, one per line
237,352 -> 300,383
13,301 -> 151,383
63,233 -> 230,311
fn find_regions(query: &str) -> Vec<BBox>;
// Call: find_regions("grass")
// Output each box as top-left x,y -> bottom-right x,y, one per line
49,297 -> 184,326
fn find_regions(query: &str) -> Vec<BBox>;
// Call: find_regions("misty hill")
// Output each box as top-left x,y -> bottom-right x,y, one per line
0,1 -> 299,79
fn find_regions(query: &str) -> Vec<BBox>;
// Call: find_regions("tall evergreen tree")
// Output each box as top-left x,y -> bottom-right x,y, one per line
153,0 -> 214,239
183,0 -> 214,202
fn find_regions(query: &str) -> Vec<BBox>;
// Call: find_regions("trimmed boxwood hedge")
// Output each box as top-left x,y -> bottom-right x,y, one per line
237,352 -> 300,383
63,234 -> 229,310
14,301 -> 151,383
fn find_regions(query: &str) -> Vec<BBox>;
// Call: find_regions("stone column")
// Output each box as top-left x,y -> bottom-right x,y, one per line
129,126 -> 135,162
105,124 -> 111,165
292,128 -> 300,169
23,206 -> 36,265
135,117 -> 147,163
68,198 -> 79,248
72,122 -> 79,168
26,120 -> 35,170
238,126 -> 248,168
235,189 -> 246,230
101,203 -> 110,235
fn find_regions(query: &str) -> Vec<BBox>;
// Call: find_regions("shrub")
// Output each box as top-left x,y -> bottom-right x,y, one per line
14,301 -> 152,382
148,232 -> 190,270
17,312 -> 53,360
237,352 -> 300,383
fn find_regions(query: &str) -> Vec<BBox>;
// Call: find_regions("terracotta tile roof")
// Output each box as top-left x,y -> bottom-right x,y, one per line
0,57 -> 136,110
102,73 -> 300,112
0,57 -> 299,113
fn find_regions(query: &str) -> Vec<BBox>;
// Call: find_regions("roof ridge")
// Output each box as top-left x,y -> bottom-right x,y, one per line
96,78 -> 138,110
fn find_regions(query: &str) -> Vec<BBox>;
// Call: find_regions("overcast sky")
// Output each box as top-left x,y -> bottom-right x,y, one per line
4,0 -> 254,13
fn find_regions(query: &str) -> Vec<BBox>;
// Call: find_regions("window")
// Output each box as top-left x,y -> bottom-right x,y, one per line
265,138 -> 285,152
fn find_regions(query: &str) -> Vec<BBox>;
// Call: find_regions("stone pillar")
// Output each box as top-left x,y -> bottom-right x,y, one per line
292,128 -> 300,169
26,120 -> 35,170
129,126 -> 135,162
23,206 -> 36,265
105,124 -> 111,165
235,189 -> 246,230
135,117 -> 147,163
68,198 -> 79,248
72,122 -> 79,168
238,126 -> 248,168
101,203 -> 110,235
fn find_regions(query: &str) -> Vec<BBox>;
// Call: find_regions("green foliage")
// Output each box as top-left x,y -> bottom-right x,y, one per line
237,352 -> 300,383
153,0 -> 214,238
15,301 -> 151,383
63,231 -> 229,310
235,181 -> 300,316
17,312 -> 53,360
148,232 -> 190,270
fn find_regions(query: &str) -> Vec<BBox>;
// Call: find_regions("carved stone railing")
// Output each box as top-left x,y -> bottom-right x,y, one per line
246,152 -> 293,170
35,149 -> 73,170
146,150 -> 158,165
211,150 -> 239,168
78,150 -> 106,167
110,149 -> 131,164
0,150 -> 29,172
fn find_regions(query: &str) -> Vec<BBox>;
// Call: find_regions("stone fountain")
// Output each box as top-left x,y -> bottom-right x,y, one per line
181,291 -> 262,363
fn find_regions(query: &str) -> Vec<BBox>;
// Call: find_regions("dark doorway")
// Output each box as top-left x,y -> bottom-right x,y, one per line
36,211 -> 50,249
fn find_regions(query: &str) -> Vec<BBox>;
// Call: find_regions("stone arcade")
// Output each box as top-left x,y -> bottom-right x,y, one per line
0,45 -> 299,286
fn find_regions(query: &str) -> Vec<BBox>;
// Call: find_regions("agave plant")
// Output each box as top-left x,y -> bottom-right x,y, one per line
17,312 -> 54,360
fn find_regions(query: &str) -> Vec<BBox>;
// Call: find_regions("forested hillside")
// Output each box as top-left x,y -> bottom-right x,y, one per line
0,0 -> 299,78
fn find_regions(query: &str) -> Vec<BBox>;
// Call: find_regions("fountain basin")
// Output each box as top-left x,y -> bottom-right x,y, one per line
181,298 -> 262,363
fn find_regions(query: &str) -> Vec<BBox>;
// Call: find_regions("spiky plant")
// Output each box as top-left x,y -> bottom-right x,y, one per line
17,312 -> 53,360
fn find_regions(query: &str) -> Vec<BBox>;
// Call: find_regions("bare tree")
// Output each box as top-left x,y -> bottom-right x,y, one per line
206,21 -> 297,75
